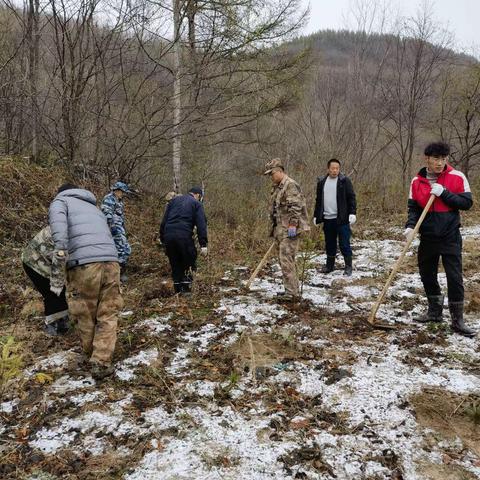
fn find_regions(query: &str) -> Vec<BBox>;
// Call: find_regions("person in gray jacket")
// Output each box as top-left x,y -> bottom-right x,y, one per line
49,183 -> 124,380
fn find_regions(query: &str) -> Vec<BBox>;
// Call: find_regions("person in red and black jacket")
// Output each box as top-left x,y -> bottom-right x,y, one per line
405,142 -> 475,337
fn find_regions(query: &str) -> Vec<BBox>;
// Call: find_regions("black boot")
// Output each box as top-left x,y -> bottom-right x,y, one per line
343,256 -> 352,276
449,301 -> 476,337
414,295 -> 444,323
56,315 -> 70,335
321,256 -> 335,274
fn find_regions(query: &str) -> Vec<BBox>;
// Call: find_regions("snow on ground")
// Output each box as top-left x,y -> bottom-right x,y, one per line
4,230 -> 480,479
136,314 -> 173,334
461,225 -> 480,237
115,348 -> 159,381
125,406 -> 298,480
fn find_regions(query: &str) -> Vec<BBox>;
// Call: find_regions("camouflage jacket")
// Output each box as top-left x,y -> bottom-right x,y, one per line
270,175 -> 310,237
21,226 -> 66,287
101,192 -> 126,233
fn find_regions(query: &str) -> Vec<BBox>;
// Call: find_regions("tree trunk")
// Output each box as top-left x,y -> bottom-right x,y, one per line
172,0 -> 182,193
27,0 -> 40,161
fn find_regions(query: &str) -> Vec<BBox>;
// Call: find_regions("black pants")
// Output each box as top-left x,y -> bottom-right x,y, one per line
164,237 -> 197,293
23,263 -> 68,320
418,233 -> 463,302
323,219 -> 352,257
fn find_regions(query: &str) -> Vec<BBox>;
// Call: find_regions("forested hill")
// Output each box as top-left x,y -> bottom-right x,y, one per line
284,29 -> 478,66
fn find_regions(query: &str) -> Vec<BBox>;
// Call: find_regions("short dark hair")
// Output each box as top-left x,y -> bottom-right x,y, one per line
57,183 -> 78,194
189,186 -> 203,195
327,158 -> 341,168
424,142 -> 450,157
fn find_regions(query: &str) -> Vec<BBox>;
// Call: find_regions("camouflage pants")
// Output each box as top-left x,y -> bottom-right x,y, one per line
112,231 -> 131,265
274,229 -> 300,296
67,262 -> 123,365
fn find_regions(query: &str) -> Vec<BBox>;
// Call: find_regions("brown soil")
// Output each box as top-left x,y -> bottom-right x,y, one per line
410,388 -> 480,458
417,463 -> 478,480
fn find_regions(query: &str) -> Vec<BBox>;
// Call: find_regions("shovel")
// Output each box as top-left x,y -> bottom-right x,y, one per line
367,194 -> 435,329
246,242 -> 276,290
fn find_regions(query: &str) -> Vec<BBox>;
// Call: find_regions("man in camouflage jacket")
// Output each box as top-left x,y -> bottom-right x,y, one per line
264,158 -> 310,300
101,181 -> 131,281
22,226 -> 69,335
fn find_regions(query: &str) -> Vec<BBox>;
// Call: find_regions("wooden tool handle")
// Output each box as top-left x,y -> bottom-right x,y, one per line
246,242 -> 276,289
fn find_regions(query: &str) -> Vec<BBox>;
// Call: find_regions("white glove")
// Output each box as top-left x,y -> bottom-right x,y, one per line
404,227 -> 414,242
200,247 -> 208,256
431,183 -> 444,197
313,217 -> 317,225
50,285 -> 63,296
349,214 -> 356,225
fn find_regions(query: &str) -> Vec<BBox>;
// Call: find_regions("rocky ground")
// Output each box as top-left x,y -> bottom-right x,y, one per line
1,226 -> 480,480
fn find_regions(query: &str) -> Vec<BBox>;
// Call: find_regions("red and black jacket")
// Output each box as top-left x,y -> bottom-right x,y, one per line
406,164 -> 473,241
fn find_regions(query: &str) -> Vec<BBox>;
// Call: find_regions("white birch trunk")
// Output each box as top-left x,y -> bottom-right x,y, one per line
172,0 -> 182,193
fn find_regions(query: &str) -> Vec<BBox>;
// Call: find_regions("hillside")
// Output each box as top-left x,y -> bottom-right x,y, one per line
1,158 -> 480,479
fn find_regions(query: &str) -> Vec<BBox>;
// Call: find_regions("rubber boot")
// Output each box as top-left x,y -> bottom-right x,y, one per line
321,256 -> 335,274
449,301 -> 476,337
43,321 -> 58,336
55,315 -> 70,335
414,295 -> 444,323
343,256 -> 353,276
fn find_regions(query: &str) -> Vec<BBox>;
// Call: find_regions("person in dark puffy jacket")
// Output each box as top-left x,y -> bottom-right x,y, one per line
49,183 -> 124,379
159,186 -> 208,294
405,142 -> 475,337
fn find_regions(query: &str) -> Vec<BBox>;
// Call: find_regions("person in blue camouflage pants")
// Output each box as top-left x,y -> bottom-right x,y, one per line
101,181 -> 131,282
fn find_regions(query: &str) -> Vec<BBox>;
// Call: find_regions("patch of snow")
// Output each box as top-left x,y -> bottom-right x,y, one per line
167,346 -> 190,376
343,285 -> 377,299
183,324 -> 221,352
461,225 -> 480,237
115,348 -> 159,381
69,391 -> 104,407
30,396 -> 136,454
126,406 -> 297,480
142,406 -> 179,430
184,380 -> 216,398
137,314 -> 173,334
0,400 -> 18,413
219,296 -> 288,327
50,375 -> 95,394
25,349 -> 79,376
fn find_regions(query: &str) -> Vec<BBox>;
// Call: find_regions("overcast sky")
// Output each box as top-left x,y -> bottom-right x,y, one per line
301,0 -> 479,55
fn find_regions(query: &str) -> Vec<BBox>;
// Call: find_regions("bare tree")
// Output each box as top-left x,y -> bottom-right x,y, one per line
379,6 -> 452,190
437,65 -> 480,178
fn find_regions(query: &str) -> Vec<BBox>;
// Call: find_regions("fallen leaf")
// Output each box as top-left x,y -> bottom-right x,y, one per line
34,372 -> 53,384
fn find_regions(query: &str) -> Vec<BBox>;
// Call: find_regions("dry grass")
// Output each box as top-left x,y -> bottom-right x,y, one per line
228,332 -> 301,373
410,387 -> 480,458
417,463 -> 478,480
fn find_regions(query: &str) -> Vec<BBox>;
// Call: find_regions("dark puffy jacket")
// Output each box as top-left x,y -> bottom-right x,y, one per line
49,189 -> 119,269
313,174 -> 356,225
160,194 -> 208,247
406,164 -> 473,241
